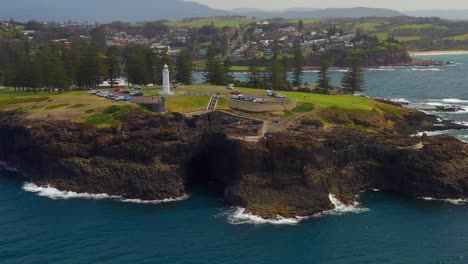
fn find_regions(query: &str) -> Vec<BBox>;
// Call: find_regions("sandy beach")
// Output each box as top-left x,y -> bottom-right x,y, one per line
410,50 -> 468,56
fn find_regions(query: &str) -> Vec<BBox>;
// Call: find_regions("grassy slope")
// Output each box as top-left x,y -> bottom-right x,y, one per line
0,90 -> 136,126
165,17 -> 259,28
0,86 -> 408,132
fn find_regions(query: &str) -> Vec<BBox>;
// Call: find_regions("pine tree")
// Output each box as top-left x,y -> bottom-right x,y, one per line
317,54 -> 332,93
175,49 -> 193,85
204,46 -> 225,85
124,46 -> 147,86
247,57 -> 261,88
223,57 -> 234,84
105,46 -> 122,89
298,20 -> 304,32
341,57 -> 365,94
270,60 -> 285,90
292,40 -> 304,87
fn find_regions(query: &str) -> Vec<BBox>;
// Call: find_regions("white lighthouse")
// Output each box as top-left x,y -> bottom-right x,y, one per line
161,64 -> 174,95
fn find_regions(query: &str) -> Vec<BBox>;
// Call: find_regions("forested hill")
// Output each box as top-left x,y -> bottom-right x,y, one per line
234,7 -> 406,19
0,0 -> 229,22
1,1 -> 407,23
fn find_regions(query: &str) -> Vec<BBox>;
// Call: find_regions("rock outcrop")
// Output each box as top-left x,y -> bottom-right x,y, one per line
0,108 -> 466,219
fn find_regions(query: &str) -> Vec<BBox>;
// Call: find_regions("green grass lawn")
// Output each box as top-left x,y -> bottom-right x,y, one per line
180,85 -> 374,110
354,22 -> 381,32
444,34 -> 468,41
166,96 -> 211,112
165,17 -> 260,28
391,23 -> 448,31
395,36 -> 422,42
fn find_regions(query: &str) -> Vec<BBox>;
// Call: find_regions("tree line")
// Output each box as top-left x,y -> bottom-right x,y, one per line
0,38 -> 364,95
0,40 -> 194,92
235,44 -> 365,95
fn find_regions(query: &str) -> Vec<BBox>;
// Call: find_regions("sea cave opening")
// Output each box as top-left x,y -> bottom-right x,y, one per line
182,135 -> 242,196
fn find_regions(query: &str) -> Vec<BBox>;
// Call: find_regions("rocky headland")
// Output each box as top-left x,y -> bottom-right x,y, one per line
0,104 -> 467,219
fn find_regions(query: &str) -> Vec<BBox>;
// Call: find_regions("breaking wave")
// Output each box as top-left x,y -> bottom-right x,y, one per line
0,162 -> 18,172
390,98 -> 410,104
440,98 -> 468,104
410,67 -> 443,72
367,67 -> 397,72
420,197 -> 468,205
22,183 -> 121,200
323,194 -> 370,216
224,194 -> 369,225
22,183 -> 189,204
225,207 -> 305,225
122,195 -> 190,204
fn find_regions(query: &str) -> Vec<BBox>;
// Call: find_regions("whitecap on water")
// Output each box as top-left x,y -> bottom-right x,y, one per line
223,194 -> 369,225
420,197 -> 468,205
22,182 -> 189,204
410,68 -> 443,72
440,98 -> 468,104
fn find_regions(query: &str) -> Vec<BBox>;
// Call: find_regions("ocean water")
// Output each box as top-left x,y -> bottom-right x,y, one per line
1,54 -> 468,264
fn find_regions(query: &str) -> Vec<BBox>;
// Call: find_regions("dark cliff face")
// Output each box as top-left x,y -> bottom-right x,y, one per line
0,110 -> 466,218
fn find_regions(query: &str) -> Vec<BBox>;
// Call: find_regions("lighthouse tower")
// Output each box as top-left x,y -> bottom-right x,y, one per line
161,64 -> 174,95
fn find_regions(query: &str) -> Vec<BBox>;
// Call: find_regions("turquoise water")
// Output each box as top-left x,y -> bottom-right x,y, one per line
1,54 -> 468,264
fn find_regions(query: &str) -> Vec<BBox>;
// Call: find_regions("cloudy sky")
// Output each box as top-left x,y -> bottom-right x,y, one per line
190,0 -> 468,11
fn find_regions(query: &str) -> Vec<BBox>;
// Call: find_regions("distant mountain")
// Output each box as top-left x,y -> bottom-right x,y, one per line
404,10 -> 468,20
0,1 -> 406,23
233,7 -> 406,19
0,0 -> 229,22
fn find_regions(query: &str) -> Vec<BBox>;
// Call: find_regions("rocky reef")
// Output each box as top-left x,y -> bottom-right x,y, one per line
0,107 -> 466,219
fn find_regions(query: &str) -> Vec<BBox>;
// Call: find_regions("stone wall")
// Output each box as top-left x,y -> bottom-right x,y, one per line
228,99 -> 296,113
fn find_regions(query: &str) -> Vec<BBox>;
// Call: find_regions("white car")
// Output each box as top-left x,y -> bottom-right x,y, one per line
114,96 -> 125,101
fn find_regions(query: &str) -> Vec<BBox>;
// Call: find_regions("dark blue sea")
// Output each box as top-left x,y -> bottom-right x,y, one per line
1,54 -> 468,264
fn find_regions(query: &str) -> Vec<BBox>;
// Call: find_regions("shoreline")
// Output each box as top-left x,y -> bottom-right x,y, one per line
410,50 -> 468,56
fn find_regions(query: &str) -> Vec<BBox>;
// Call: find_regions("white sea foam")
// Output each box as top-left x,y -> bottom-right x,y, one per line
390,98 -> 410,104
455,121 -> 468,126
122,195 -> 190,204
0,162 -> 18,172
323,194 -> 370,215
367,67 -> 397,72
22,183 -> 190,204
22,183 -> 121,200
440,98 -> 468,104
420,197 -> 468,205
410,67 -> 443,72
224,194 -> 368,225
226,207 -> 305,225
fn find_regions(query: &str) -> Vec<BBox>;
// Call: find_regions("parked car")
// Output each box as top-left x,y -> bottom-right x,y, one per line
131,85 -> 142,89
231,95 -> 243,99
274,94 -> 286,98
120,90 -> 131,94
226,84 -> 234,90
230,90 -> 242,95
253,98 -> 266,103
131,92 -> 144,96
124,96 -> 132,101
113,88 -> 121,93
114,96 -> 125,101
